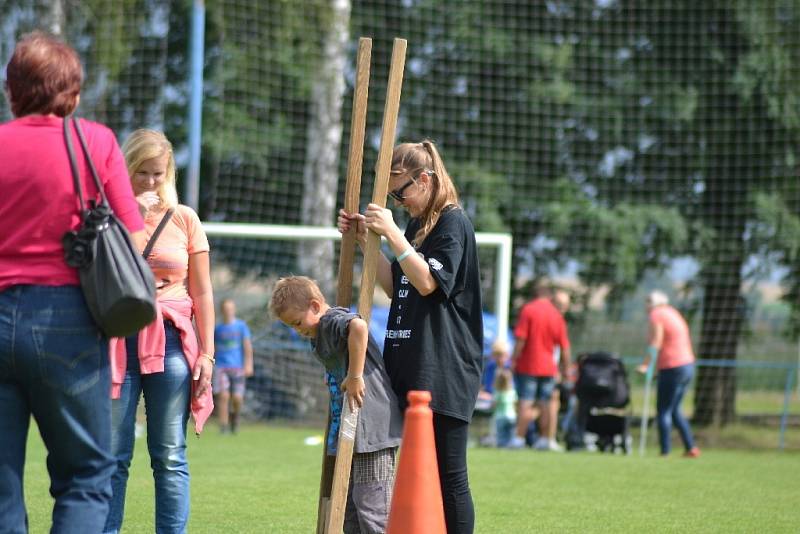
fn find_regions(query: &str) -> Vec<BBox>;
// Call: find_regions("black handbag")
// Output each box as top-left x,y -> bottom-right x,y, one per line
61,115 -> 157,337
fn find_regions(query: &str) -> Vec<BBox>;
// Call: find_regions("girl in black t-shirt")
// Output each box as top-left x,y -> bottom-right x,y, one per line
338,140 -> 483,534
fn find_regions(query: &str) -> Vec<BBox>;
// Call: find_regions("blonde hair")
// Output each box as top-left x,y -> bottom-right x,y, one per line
391,140 -> 460,246
495,368 -> 513,392
647,290 -> 669,307
269,276 -> 326,318
121,129 -> 179,208
491,338 -> 509,356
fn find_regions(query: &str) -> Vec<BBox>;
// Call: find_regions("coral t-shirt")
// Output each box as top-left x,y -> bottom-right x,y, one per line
143,204 -> 209,300
513,298 -> 570,377
649,305 -> 695,370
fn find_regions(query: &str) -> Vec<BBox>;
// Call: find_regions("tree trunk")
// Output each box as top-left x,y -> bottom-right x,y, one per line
692,119 -> 745,427
691,5 -> 752,428
48,0 -> 64,36
298,0 -> 351,301
693,253 -> 742,426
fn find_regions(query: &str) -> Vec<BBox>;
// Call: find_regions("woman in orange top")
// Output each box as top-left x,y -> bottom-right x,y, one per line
639,290 -> 700,458
104,130 -> 215,533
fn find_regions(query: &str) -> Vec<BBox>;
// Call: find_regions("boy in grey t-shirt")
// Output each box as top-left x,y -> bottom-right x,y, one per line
270,276 -> 402,534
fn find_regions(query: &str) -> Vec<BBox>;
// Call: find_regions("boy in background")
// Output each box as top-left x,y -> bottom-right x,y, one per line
213,299 -> 254,434
270,276 -> 402,534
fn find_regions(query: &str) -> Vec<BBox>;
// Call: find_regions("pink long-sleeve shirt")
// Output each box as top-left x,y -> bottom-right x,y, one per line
0,115 -> 143,291
109,297 -> 214,434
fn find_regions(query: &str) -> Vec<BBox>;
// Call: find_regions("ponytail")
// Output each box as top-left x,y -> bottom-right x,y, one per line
391,140 -> 460,246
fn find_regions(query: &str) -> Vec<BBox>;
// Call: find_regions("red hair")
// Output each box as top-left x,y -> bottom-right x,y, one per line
5,31 -> 83,117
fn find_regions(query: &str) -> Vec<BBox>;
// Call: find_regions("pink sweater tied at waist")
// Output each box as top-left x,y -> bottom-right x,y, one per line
109,297 -> 213,434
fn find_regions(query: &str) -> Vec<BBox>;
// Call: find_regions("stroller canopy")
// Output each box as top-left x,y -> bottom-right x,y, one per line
576,351 -> 630,408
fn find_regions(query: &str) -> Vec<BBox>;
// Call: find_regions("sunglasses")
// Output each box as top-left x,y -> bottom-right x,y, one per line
388,177 -> 417,202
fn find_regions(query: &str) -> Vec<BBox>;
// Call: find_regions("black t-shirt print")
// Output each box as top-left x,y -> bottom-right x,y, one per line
383,206 -> 484,422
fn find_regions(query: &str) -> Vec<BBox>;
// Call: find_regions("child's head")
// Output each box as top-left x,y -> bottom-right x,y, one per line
491,338 -> 510,366
122,129 -> 179,208
220,298 -> 236,322
495,368 -> 513,392
269,276 -> 328,338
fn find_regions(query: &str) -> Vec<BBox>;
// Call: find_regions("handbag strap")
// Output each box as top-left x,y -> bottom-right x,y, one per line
72,116 -> 109,208
63,115 -> 87,212
142,208 -> 175,259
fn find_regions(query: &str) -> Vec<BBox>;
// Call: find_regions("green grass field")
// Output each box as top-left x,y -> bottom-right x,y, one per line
23,423 -> 799,533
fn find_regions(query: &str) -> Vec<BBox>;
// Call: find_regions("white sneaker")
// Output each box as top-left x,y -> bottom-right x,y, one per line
548,439 -> 564,452
533,437 -> 549,450
507,436 -> 526,449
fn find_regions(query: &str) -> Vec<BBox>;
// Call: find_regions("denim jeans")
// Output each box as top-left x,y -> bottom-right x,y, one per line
0,285 -> 113,534
103,322 -> 191,534
513,373 -> 556,403
494,416 -> 516,447
656,363 -> 696,454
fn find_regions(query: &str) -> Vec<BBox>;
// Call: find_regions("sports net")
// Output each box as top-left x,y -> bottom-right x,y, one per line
2,0 -> 798,447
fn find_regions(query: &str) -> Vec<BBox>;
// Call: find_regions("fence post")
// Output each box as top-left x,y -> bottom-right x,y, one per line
779,365 -> 796,451
186,0 -> 205,211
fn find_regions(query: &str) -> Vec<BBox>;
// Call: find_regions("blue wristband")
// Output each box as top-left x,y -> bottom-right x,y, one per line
396,247 -> 414,262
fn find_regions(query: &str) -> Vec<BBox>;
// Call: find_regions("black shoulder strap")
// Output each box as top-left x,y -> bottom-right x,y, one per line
72,116 -> 109,207
143,208 -> 175,259
63,116 -> 86,212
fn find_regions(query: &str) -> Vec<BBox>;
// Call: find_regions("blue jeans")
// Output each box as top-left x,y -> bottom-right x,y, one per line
656,363 -> 696,454
104,322 -> 191,534
0,285 -> 113,534
494,416 -> 516,447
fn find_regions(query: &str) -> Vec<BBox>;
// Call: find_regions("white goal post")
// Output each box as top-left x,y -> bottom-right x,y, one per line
202,222 -> 513,337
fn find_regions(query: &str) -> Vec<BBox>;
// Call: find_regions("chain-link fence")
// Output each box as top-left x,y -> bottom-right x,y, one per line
2,0 -> 799,447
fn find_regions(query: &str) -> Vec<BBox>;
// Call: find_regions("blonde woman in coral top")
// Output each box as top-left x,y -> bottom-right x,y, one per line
104,129 -> 214,534
639,290 -> 700,458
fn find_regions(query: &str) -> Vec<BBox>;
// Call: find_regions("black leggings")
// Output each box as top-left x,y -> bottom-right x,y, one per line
433,412 -> 474,534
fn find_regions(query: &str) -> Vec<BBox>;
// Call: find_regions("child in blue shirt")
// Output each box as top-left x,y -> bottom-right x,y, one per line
213,299 -> 253,433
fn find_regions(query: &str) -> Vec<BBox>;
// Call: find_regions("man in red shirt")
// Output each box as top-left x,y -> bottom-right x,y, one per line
510,281 -> 571,450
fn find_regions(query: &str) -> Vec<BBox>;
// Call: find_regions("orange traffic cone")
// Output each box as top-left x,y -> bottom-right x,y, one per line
387,390 -> 446,534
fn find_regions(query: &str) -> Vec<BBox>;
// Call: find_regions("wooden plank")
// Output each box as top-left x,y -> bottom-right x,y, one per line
316,36 -> 372,534
326,37 -> 407,534
336,37 -> 372,309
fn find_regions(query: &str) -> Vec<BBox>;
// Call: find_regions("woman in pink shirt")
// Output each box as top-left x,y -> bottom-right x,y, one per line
103,130 -> 214,534
639,290 -> 701,458
0,32 -> 145,532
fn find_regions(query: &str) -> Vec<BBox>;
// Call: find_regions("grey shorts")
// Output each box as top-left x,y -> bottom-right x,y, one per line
212,367 -> 246,396
344,447 -> 397,534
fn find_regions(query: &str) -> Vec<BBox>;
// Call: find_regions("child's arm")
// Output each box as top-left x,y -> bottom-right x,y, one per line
341,317 -> 368,410
243,337 -> 254,377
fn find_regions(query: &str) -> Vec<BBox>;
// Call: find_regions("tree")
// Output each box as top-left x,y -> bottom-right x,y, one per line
299,0 -> 351,301
350,0 -> 799,426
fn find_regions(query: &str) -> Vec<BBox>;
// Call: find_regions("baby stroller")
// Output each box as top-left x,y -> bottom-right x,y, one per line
568,351 -> 631,453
